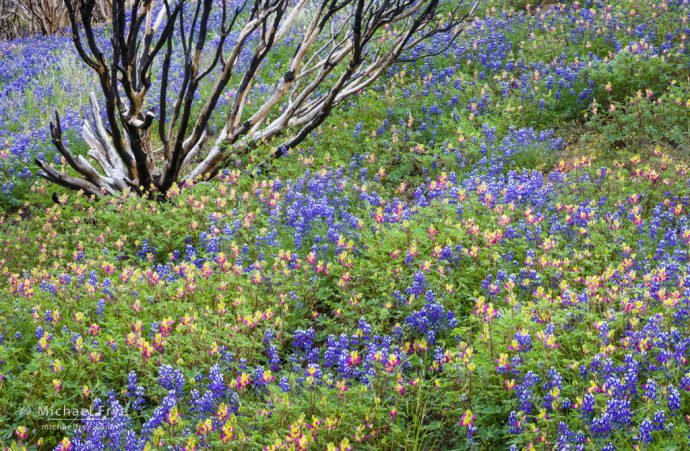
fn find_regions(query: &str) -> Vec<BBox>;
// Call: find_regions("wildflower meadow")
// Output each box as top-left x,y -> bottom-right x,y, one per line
1,0 -> 690,450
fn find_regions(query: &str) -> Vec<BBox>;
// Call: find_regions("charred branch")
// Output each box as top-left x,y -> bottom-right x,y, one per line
37,0 -> 478,196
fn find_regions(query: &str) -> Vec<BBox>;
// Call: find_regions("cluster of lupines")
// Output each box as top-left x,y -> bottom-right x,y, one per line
2,1 -> 690,450
353,0 -> 689,177
2,1 -> 689,197
4,129 -> 690,449
362,146 -> 690,448
0,155 -> 467,449
0,0 -> 320,196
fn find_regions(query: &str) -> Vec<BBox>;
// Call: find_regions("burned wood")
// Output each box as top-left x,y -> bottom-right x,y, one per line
36,0 -> 478,196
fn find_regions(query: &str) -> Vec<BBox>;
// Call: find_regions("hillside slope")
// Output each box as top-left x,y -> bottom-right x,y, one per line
1,1 -> 690,449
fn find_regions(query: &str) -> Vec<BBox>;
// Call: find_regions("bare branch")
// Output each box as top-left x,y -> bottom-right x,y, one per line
39,0 -> 478,196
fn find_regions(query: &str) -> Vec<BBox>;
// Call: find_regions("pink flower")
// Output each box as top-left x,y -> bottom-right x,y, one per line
14,426 -> 28,441
460,409 -> 475,428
